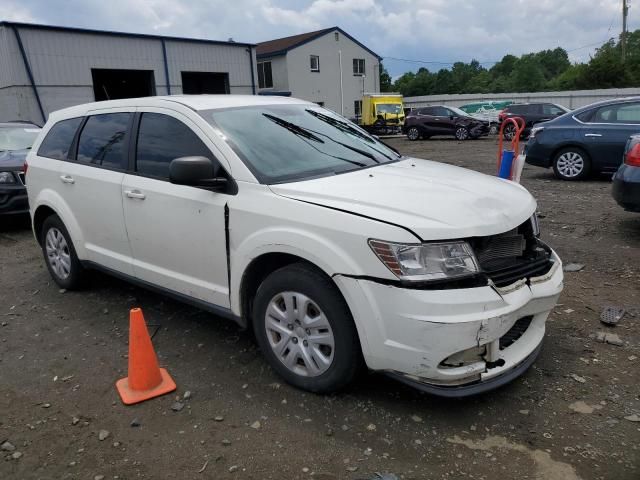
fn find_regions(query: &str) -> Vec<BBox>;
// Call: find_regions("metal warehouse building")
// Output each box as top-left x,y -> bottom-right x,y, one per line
0,22 -> 257,125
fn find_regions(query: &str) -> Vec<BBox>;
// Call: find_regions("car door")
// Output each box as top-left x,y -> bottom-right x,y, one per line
58,109 -> 134,275
121,108 -> 231,308
421,107 -> 449,134
442,107 -> 461,135
583,102 -> 640,171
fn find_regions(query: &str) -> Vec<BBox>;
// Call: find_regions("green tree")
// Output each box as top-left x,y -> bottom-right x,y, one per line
379,62 -> 393,92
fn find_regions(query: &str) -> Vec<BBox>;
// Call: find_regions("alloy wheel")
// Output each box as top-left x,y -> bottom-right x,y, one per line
45,227 -> 71,280
556,151 -> 585,178
407,127 -> 420,141
504,124 -> 516,140
264,291 -> 335,377
455,127 -> 469,140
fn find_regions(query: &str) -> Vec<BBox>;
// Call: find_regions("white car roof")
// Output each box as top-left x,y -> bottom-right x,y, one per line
48,95 -> 314,121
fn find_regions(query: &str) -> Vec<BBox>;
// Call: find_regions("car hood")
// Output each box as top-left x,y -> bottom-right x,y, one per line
0,149 -> 29,169
270,158 -> 536,241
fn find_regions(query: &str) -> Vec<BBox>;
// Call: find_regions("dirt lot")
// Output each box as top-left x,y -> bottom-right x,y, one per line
1,136 -> 639,480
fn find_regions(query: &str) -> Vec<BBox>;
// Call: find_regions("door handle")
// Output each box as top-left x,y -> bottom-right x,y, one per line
124,189 -> 146,200
585,133 -> 602,137
59,175 -> 75,184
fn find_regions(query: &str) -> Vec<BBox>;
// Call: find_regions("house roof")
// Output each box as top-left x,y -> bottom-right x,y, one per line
256,27 -> 381,60
0,21 -> 255,48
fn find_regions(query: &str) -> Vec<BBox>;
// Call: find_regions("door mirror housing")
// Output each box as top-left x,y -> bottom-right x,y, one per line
169,156 -> 225,189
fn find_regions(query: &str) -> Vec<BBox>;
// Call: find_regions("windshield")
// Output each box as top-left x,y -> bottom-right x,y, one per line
376,103 -> 403,115
201,104 -> 401,183
0,126 -> 40,151
448,107 -> 470,117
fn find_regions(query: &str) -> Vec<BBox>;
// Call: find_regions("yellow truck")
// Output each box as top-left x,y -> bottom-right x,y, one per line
358,93 -> 405,135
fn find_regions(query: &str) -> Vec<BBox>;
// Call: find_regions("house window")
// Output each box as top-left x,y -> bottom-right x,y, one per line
310,55 -> 320,72
354,100 -> 362,118
257,61 -> 273,89
334,32 -> 339,41
353,58 -> 365,76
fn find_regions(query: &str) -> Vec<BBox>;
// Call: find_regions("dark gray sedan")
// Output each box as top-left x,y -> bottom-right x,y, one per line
524,97 -> 640,180
0,122 -> 41,216
612,134 -> 640,212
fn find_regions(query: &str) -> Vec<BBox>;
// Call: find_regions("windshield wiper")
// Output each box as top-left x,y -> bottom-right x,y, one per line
305,109 -> 398,161
305,109 -> 372,142
263,113 -> 367,168
263,113 -> 324,143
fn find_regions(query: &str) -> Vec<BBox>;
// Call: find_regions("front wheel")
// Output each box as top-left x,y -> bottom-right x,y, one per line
252,263 -> 362,393
455,126 -> 469,141
406,126 -> 421,141
553,148 -> 591,180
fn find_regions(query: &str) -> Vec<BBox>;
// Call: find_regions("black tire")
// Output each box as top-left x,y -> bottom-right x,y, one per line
552,147 -> 591,181
503,124 -> 516,140
455,126 -> 469,141
406,126 -> 421,141
252,263 -> 362,393
40,214 -> 85,289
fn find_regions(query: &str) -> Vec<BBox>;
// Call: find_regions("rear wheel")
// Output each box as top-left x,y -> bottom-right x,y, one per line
252,263 -> 362,393
552,147 -> 591,180
406,126 -> 421,141
41,214 -> 85,289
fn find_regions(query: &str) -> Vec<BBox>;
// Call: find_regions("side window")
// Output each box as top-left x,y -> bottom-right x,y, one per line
543,104 -> 565,116
136,113 -> 214,179
76,113 -> 131,169
37,117 -> 83,160
594,105 -> 619,123
433,107 -> 449,116
575,109 -> 595,123
614,103 -> 640,123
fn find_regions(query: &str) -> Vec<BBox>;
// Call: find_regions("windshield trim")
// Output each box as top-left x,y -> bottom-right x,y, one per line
200,105 -> 402,185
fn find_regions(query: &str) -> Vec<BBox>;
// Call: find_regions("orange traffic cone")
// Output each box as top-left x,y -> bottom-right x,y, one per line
116,308 -> 176,405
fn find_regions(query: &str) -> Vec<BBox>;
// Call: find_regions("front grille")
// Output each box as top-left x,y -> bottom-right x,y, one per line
500,316 -> 533,349
472,219 -> 553,287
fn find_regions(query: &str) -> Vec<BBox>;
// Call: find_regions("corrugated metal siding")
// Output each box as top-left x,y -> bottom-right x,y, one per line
0,25 -> 257,122
164,40 -> 254,92
404,88 -> 640,110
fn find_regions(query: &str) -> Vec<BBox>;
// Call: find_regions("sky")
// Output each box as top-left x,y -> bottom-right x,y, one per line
1,0 -> 635,77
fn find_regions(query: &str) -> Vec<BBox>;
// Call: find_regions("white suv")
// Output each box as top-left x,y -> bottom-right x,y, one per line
26,95 -> 563,396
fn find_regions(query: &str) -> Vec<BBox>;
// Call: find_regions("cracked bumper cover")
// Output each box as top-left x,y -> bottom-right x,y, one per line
334,250 -> 563,396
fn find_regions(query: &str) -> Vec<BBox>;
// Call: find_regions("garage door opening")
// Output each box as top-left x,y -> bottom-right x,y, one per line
92,69 -> 156,101
181,72 -> 229,94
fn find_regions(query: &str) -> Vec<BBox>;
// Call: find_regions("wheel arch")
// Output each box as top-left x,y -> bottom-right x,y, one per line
31,190 -> 86,257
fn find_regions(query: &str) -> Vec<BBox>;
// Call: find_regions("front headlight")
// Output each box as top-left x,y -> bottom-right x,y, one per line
529,126 -> 544,139
0,171 -> 16,184
369,239 -> 479,281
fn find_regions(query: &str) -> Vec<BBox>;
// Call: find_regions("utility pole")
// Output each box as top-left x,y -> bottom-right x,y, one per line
622,0 -> 629,61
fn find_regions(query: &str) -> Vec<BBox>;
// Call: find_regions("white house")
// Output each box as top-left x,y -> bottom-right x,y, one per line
256,27 -> 381,119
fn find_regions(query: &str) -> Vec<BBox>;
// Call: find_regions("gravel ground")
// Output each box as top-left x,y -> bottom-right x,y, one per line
1,136 -> 638,480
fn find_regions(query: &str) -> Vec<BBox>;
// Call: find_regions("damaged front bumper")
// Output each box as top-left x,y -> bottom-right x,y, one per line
334,250 -> 563,397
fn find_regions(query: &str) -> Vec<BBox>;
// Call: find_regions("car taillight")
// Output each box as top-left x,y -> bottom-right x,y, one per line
625,143 -> 640,167
23,160 -> 28,175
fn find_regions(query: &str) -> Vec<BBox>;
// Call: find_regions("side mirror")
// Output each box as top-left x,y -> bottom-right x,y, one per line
169,156 -> 226,190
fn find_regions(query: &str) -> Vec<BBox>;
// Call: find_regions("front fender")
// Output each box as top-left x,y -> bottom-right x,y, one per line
230,226 -> 361,313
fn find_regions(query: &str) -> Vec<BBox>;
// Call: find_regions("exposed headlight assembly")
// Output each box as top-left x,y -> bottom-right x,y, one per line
369,239 -> 480,281
0,171 -> 16,184
529,126 -> 544,139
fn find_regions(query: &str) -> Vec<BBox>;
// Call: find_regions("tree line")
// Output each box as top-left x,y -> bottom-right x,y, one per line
379,30 -> 640,96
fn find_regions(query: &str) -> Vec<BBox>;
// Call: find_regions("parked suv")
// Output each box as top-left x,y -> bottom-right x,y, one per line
525,97 -> 640,180
0,122 -> 41,216
500,103 -> 569,139
27,96 -> 563,396
403,105 -> 490,141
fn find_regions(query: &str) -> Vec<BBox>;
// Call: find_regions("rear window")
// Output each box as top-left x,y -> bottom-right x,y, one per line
37,118 -> 82,160
76,113 -> 131,169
